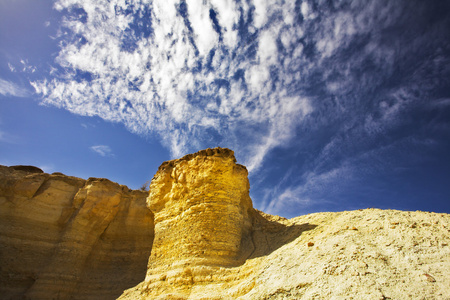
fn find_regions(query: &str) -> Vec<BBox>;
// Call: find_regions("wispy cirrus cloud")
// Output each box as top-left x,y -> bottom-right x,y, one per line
0,79 -> 29,97
90,145 -> 114,157
262,163 -> 350,217
0,129 -> 21,144
261,132 -> 445,217
30,0 -> 450,214
31,0 -> 315,172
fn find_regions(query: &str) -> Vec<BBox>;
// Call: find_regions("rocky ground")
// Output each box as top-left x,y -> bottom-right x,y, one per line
239,208 -> 450,300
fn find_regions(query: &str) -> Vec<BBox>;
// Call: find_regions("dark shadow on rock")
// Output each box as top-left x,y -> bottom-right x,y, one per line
245,209 -> 317,260
10,165 -> 44,173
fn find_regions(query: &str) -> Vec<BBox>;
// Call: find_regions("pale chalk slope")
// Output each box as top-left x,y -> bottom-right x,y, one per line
121,208 -> 449,299
241,209 -> 449,300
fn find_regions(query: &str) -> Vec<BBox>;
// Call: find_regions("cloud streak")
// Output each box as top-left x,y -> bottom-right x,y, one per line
0,79 -> 29,97
90,145 -> 114,157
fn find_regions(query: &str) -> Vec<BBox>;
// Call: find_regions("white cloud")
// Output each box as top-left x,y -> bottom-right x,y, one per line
266,186 -> 312,216
90,145 -> 114,157
20,59 -> 37,73
300,1 -> 309,17
263,163 -> 351,216
31,0 -> 439,181
258,29 -> 278,65
244,95 -> 312,172
186,0 -> 218,56
432,98 -> 450,107
8,63 -> 16,72
0,79 -> 29,97
31,0 -> 314,169
246,65 -> 269,92
252,0 -> 268,28
210,0 -> 239,47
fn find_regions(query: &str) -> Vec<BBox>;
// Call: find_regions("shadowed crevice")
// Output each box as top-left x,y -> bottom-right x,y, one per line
245,209 -> 317,260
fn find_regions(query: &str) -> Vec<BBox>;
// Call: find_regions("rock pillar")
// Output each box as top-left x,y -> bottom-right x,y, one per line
144,147 -> 254,290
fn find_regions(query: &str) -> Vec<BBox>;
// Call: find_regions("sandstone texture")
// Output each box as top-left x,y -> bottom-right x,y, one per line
1,148 -> 449,300
120,148 -> 257,299
120,148 -> 450,300
0,165 -> 154,299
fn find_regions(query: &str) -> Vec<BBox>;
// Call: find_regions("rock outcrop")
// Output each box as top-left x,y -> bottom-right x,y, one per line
1,148 -> 449,300
0,165 -> 154,300
120,148 -> 257,299
120,148 -> 450,300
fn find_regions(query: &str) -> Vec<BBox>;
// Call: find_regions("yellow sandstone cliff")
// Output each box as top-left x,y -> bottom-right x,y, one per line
1,148 -> 449,299
0,165 -> 154,299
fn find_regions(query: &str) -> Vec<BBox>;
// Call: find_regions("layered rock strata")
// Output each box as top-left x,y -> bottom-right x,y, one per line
1,149 -> 450,300
0,165 -> 154,300
122,148 -> 256,298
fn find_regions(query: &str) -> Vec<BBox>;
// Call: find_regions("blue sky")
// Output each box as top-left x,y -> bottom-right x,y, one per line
1,0 -> 449,218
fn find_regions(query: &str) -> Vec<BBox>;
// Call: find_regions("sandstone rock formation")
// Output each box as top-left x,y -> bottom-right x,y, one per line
0,165 -> 154,299
120,148 -> 450,300
120,148 -> 258,299
1,148 -> 449,300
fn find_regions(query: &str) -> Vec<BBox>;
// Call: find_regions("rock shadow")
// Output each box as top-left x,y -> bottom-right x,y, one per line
244,209 -> 317,260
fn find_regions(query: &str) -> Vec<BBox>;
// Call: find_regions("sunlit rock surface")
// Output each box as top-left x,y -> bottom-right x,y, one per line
120,148 -> 258,299
1,148 -> 449,300
120,148 -> 450,300
0,165 -> 154,300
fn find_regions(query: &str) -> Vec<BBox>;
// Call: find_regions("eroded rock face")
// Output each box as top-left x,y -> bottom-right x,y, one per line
0,166 -> 154,300
138,148 -> 255,296
2,149 -> 450,300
